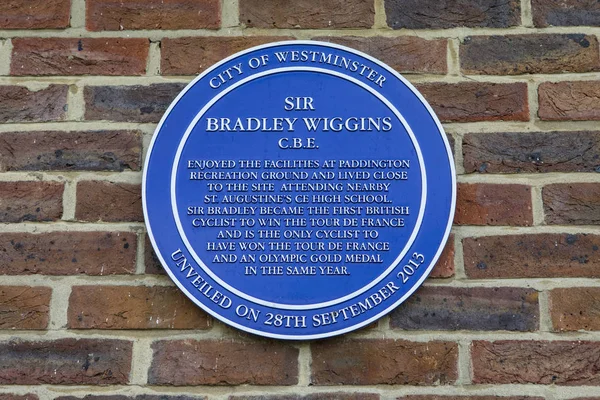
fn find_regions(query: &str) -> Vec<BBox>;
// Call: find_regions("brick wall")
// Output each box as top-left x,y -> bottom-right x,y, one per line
0,0 -> 599,399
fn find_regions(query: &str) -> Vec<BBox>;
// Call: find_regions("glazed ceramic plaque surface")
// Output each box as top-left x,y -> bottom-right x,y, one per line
143,41 -> 456,339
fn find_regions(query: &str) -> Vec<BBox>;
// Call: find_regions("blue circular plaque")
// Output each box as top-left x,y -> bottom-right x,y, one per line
143,41 -> 455,339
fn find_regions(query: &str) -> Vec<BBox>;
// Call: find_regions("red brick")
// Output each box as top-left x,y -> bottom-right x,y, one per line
416,82 -> 529,122
543,183 -> 600,225
145,235 -> 165,274
570,398 -> 600,400
161,37 -> 293,75
231,395 -> 379,400
0,339 -> 132,384
400,397 -> 543,400
313,36 -> 447,74
11,38 -> 149,76
463,131 -> 600,173
56,396 -> 205,400
86,0 -> 220,31
55,397 -> 124,400
68,286 -> 211,329
472,340 -> 600,385
464,234 -> 600,279
0,85 -> 68,122
57,396 -> 205,400
533,0 -> 600,27
0,232 -> 136,275
390,286 -> 539,331
149,339 -> 298,385
240,0 -> 374,28
311,339 -> 457,385
539,81 -> 600,121
461,34 -> 600,75
0,286 -> 51,329
84,84 -> 185,123
75,181 -> 142,222
386,0 -> 520,29
0,181 -> 63,222
0,130 -> 141,172
0,0 -> 70,29
455,183 -> 532,226
550,288 -> 600,331
0,395 -> 39,400
429,234 -> 455,278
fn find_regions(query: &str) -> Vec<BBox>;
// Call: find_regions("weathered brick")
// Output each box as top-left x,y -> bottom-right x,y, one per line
56,396 -> 205,400
0,130 -> 141,172
86,0 -> 220,30
416,82 -> 529,122
11,38 -> 149,76
0,286 -> 51,329
569,398 -> 600,400
313,36 -> 447,74
240,0 -> 374,28
161,37 -> 293,75
550,287 -> 600,331
75,181 -> 142,222
68,286 -> 211,329
544,183 -> 600,225
311,339 -> 457,385
539,81 -> 600,121
533,0 -> 600,27
0,395 -> 39,400
472,340 -> 600,385
0,181 -> 63,222
455,183 -> 533,226
144,235 -> 165,274
390,286 -> 539,331
0,232 -> 136,275
429,234 -> 455,278
446,133 -> 456,158
0,85 -> 68,122
461,34 -> 600,75
231,395 -> 379,400
136,397 -> 204,400
400,396 -> 543,400
385,0 -> 520,29
0,0 -> 70,29
463,234 -> 600,279
149,339 -> 299,385
0,339 -> 132,384
84,84 -> 185,123
463,131 -> 600,173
